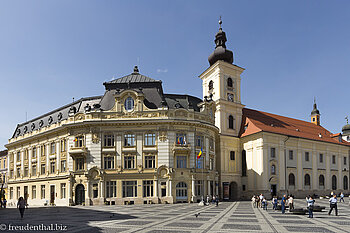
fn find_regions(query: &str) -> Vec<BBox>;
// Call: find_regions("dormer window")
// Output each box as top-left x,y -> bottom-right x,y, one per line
124,97 -> 134,111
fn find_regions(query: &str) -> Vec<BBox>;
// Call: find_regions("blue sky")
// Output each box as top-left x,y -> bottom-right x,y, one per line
1,0 -> 350,150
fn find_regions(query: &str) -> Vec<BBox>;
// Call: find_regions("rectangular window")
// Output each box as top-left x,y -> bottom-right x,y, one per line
144,155 -> 155,169
16,167 -> 20,177
144,133 -> 156,146
32,164 -> 37,176
319,154 -> 323,163
305,152 -> 310,162
104,134 -> 115,147
209,158 -> 214,170
176,133 -> 187,145
50,142 -> 56,154
61,160 -> 66,172
195,180 -> 203,196
17,151 -> 21,162
197,156 -> 204,168
124,134 -> 135,146
176,155 -> 187,168
50,160 -> 55,174
32,147 -> 37,158
17,187 -> 20,199
10,187 -> 13,199
230,151 -> 235,160
344,157 -> 347,165
41,145 -> 46,157
122,181 -> 137,197
195,135 -> 204,147
24,149 -> 28,160
24,167 -> 28,177
332,155 -> 336,164
271,148 -> 276,158
143,180 -> 154,197
41,185 -> 45,199
289,150 -> 293,160
209,138 -> 214,151
93,184 -> 98,198
104,157 -> 115,169
76,158 -> 84,171
32,186 -> 36,199
60,183 -> 66,199
124,156 -> 135,169
60,139 -> 67,152
41,164 -> 46,175
74,136 -> 84,147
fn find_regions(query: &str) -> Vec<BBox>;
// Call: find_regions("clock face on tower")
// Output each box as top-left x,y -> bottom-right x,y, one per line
227,93 -> 234,102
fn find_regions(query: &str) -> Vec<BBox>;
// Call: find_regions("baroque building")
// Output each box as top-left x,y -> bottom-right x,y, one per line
6,20 -> 350,206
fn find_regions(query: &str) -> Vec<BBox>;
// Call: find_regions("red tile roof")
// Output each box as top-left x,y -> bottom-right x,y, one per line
240,108 -> 350,146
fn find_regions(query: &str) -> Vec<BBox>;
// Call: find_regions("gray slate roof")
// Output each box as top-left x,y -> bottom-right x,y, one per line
105,73 -> 159,84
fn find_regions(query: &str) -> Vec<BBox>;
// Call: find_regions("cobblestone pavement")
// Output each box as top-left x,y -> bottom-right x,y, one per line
0,198 -> 349,233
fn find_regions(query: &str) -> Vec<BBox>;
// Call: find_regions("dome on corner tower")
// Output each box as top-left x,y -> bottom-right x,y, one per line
208,19 -> 234,66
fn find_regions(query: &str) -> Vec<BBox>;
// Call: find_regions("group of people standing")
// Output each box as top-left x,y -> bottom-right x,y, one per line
252,192 -> 346,218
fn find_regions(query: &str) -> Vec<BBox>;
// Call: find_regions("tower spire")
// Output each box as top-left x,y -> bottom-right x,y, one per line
311,97 -> 320,125
208,17 -> 234,66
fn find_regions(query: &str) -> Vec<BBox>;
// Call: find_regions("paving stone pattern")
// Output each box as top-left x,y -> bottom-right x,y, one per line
0,198 -> 349,232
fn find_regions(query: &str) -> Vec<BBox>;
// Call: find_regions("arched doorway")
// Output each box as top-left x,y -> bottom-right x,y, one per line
332,175 -> 337,190
75,184 -> 85,205
229,182 -> 238,201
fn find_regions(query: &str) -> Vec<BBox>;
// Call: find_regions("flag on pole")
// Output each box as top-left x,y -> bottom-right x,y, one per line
73,138 -> 78,142
197,147 -> 203,159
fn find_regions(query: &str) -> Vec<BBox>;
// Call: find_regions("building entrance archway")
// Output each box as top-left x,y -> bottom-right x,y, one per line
75,184 -> 85,205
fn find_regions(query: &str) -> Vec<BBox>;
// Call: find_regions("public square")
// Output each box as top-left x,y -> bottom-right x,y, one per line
0,198 -> 349,233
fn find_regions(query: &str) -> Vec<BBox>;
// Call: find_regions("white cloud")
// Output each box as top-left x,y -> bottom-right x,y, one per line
157,68 -> 168,73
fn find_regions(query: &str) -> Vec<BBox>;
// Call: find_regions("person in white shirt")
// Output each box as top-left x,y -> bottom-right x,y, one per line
328,194 -> 338,216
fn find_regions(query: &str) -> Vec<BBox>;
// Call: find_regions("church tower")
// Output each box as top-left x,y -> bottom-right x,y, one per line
199,19 -> 245,200
311,98 -> 320,126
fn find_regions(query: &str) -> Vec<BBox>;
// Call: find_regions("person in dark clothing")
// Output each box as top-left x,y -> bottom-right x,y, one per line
215,195 -> 219,206
17,197 -> 26,219
281,194 -> 286,214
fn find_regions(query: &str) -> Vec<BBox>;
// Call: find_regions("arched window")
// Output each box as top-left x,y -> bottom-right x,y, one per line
227,77 -> 233,88
124,97 -> 134,111
176,182 -> 187,198
288,173 -> 295,186
344,176 -> 349,190
208,81 -> 213,90
304,174 -> 311,186
229,115 -> 234,129
271,164 -> 276,175
332,175 -> 337,190
319,175 -> 325,188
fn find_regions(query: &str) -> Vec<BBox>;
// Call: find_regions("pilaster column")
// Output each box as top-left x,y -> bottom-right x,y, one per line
208,180 -> 211,196
154,180 -> 158,197
191,177 -> 195,201
168,180 -> 172,197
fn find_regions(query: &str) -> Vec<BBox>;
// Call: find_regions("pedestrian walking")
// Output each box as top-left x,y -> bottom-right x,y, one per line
17,197 -> 26,219
252,195 -> 256,207
328,194 -> 338,216
306,196 -> 315,218
215,195 -> 219,206
340,192 -> 344,203
259,194 -> 264,208
2,198 -> 6,208
255,196 -> 259,208
262,198 -> 268,210
212,195 -> 216,204
281,194 -> 286,214
288,195 -> 294,212
272,196 -> 278,210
